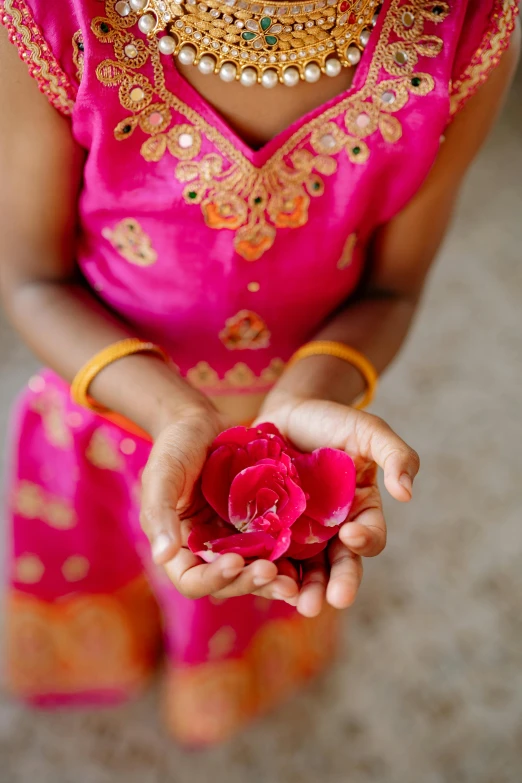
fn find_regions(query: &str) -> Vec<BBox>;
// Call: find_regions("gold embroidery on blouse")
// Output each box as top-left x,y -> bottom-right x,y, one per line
102,218 -> 158,266
62,556 -> 90,583
72,31 -> 85,83
219,309 -> 271,350
449,0 -> 519,116
186,358 -> 284,389
2,0 -> 76,116
94,0 -> 447,260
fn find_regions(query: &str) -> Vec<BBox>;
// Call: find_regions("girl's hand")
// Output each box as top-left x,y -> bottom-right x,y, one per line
255,392 -> 420,617
140,402 -> 299,604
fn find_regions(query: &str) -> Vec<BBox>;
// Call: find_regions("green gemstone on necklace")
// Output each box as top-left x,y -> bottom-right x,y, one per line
265,35 -> 278,46
242,31 -> 256,41
260,17 -> 271,31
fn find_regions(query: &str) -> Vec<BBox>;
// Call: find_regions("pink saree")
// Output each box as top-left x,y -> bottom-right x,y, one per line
1,0 -> 518,745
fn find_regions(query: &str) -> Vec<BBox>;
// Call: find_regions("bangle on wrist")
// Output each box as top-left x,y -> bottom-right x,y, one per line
70,338 -> 170,414
287,340 -> 378,410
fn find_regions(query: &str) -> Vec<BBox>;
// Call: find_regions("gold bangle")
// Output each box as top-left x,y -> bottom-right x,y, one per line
71,338 -> 170,413
287,340 -> 378,410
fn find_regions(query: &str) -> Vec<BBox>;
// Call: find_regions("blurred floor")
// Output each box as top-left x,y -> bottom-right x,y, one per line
0,73 -> 521,783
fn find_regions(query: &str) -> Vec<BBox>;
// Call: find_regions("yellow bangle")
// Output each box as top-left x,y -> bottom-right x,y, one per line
287,340 -> 378,410
71,338 -> 170,413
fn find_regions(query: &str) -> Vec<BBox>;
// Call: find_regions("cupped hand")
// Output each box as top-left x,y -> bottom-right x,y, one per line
139,401 -> 299,604
256,392 -> 420,616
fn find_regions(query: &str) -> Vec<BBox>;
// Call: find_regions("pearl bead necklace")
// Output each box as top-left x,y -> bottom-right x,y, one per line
127,0 -> 379,88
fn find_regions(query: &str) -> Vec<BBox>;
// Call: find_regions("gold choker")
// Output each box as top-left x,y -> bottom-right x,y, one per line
123,0 -> 381,87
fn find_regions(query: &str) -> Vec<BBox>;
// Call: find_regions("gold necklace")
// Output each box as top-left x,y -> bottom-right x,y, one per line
123,0 -> 381,87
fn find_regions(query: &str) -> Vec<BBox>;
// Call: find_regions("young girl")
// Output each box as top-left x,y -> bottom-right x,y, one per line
0,0 -> 519,746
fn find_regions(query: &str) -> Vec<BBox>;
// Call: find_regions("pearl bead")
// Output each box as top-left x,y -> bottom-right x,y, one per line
115,1 -> 131,16
158,35 -> 176,55
219,62 -> 237,82
178,44 -> 196,65
130,0 -> 147,10
261,69 -> 278,88
360,28 -> 371,47
282,66 -> 300,87
324,57 -> 341,77
346,45 -> 361,65
240,67 -> 257,87
138,14 -> 156,34
304,62 -> 321,83
197,54 -> 216,75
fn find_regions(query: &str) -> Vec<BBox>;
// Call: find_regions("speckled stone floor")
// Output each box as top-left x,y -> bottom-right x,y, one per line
0,72 -> 521,783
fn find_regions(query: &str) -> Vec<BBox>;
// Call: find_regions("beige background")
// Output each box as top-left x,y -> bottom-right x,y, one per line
0,72 -> 521,783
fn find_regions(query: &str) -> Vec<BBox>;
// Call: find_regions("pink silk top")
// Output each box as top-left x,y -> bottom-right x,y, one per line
1,0 -> 519,406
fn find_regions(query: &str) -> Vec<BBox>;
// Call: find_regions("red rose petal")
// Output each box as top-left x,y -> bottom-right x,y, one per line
201,444 -> 251,520
188,517 -> 233,562
290,515 -> 339,545
286,539 -> 329,560
203,531 -> 276,560
228,463 -> 282,527
270,529 -> 293,561
294,448 -> 356,527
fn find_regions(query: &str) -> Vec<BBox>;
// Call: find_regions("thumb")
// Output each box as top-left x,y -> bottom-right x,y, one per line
140,421 -> 205,564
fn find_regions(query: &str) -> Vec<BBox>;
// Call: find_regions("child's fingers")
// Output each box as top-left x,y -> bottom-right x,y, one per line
340,479 -> 387,556
356,415 -> 420,502
164,549 -> 245,599
296,556 -> 327,617
213,560 -> 279,598
251,573 -> 299,603
326,537 -> 363,609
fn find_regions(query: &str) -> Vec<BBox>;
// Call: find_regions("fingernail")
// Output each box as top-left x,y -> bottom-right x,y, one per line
152,533 -> 175,561
399,473 -> 413,495
222,567 -> 243,579
253,576 -> 272,587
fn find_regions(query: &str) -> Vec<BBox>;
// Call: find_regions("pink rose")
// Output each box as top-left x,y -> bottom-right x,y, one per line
188,423 -> 356,563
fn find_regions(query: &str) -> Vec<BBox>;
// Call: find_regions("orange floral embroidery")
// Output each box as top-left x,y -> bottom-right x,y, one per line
234,224 -> 276,262
5,577 -> 161,697
102,218 -> 157,266
186,358 -> 284,390
219,310 -> 271,351
202,198 -> 246,231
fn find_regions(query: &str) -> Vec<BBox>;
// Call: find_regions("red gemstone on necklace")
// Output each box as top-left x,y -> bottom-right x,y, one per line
349,11 -> 357,23
339,1 -> 349,10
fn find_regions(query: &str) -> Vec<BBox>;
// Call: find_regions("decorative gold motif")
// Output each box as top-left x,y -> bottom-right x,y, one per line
219,309 -> 271,350
186,357 -> 284,388
95,0 -> 447,258
450,0 -> 519,115
1,0 -> 76,116
337,231 -> 357,268
13,481 -> 78,530
207,626 -> 237,660
102,218 -> 158,265
86,429 -> 125,471
133,0 -> 377,84
72,30 -> 85,82
15,555 -> 45,585
30,387 -> 74,450
62,556 -> 91,582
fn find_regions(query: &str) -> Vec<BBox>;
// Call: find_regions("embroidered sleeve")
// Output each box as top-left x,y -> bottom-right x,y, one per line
449,0 -> 520,116
0,0 -> 78,116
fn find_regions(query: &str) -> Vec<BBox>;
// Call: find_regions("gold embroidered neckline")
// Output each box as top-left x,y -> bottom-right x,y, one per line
94,0 -> 447,259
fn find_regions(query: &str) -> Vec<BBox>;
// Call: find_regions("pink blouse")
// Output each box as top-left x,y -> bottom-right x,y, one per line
1,0 -> 518,402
